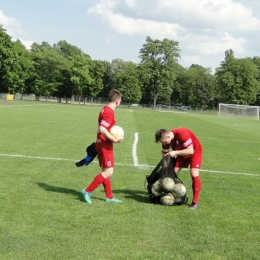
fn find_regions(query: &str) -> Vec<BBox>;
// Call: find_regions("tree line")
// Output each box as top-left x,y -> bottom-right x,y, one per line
1,26 -> 260,108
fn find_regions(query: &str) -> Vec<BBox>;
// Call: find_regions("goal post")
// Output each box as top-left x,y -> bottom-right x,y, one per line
218,103 -> 259,120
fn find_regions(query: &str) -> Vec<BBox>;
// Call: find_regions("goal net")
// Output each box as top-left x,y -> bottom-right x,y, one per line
218,103 -> 259,120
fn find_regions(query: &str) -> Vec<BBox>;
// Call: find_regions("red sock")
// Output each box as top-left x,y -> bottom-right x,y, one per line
103,177 -> 113,199
86,173 -> 105,192
192,176 -> 202,203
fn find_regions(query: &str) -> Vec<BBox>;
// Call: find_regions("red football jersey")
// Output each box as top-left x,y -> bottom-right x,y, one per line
162,127 -> 202,158
96,105 -> 116,151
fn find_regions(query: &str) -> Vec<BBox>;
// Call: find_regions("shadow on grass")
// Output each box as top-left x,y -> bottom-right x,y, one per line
36,182 -> 151,204
113,189 -> 151,203
36,182 -> 84,202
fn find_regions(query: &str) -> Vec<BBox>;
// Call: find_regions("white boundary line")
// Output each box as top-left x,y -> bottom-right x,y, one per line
0,153 -> 72,161
0,104 -> 51,108
0,153 -> 259,177
132,132 -> 139,166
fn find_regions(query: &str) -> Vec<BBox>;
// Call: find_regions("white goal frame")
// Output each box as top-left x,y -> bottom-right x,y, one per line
218,103 -> 259,120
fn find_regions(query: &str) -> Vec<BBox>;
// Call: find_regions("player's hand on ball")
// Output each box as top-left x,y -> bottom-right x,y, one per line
114,137 -> 124,143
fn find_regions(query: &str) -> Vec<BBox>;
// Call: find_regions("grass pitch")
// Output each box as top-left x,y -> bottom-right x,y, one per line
0,100 -> 259,260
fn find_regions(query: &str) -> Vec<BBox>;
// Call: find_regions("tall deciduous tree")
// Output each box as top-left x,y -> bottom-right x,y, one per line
0,26 -> 32,94
54,40 -> 92,98
173,64 -> 214,108
99,61 -> 114,98
0,26 -> 14,93
9,40 -> 33,94
84,59 -> 105,100
113,61 -> 142,103
249,56 -> 260,105
215,50 -> 259,104
139,36 -> 180,108
30,42 -> 68,96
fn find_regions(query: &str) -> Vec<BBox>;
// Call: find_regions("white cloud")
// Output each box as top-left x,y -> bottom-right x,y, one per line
0,9 -> 32,49
87,0 -> 260,69
87,2 -> 185,38
125,0 -> 137,9
0,10 -> 26,38
183,31 -> 247,55
0,10 -> 20,27
20,39 -> 34,50
157,0 -> 260,31
106,13 -> 184,39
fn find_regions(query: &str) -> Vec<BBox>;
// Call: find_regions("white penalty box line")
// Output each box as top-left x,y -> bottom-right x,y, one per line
0,153 -> 259,177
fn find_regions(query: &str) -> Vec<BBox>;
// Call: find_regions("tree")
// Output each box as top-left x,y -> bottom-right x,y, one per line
173,64 -> 214,108
99,59 -> 138,100
215,50 -> 259,104
139,36 -> 180,108
0,26 -> 33,94
0,26 -> 13,93
54,41 -> 92,98
99,61 -> 114,98
249,56 -> 260,105
30,42 -> 68,96
84,59 -> 105,101
113,61 -> 142,103
9,40 -> 33,94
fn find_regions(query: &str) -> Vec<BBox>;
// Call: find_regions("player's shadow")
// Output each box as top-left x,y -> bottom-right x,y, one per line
36,182 -> 84,202
37,182 -> 151,203
113,189 -> 151,203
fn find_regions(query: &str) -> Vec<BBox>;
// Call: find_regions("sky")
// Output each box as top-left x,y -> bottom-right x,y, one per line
0,0 -> 260,72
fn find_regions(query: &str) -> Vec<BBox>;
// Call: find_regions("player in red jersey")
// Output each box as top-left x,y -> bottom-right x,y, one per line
155,128 -> 202,209
81,89 -> 123,204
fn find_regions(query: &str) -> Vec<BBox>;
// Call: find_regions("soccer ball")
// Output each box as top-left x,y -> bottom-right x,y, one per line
161,177 -> 175,192
160,193 -> 175,206
151,179 -> 162,197
173,196 -> 183,204
110,125 -> 124,138
172,183 -> 186,197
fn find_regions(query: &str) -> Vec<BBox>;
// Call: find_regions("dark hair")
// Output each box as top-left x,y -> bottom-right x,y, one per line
109,89 -> 122,102
155,129 -> 168,143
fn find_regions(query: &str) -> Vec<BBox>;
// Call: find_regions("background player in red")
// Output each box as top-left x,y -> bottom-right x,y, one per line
155,128 -> 202,209
81,89 -> 123,204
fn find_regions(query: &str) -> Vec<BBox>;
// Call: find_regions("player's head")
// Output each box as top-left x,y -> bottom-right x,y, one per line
109,89 -> 122,107
155,129 -> 172,144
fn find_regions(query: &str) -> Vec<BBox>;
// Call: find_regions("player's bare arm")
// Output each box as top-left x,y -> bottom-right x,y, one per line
165,145 -> 194,157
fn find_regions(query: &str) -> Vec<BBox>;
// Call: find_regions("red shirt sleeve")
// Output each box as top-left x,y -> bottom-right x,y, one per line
178,130 -> 192,149
99,106 -> 115,131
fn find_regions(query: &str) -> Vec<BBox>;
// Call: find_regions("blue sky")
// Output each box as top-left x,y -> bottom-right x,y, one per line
1,0 -> 260,72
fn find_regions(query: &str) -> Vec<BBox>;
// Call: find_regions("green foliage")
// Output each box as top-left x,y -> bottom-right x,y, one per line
99,59 -> 142,102
86,60 -> 105,98
99,60 -> 114,97
56,41 -> 94,97
249,56 -> 260,105
139,36 -> 180,107
173,64 -> 214,108
114,61 -> 142,103
7,40 -> 33,94
0,26 -> 32,94
1,25 -> 260,108
30,42 -> 69,95
215,49 -> 260,104
0,26 -> 14,92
